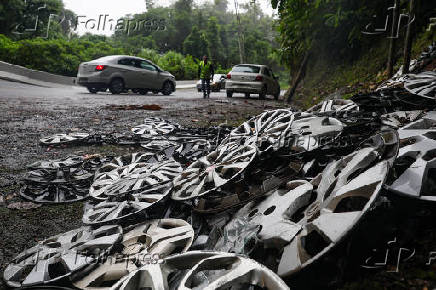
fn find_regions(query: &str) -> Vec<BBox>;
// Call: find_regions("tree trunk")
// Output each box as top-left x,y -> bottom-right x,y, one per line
387,0 -> 400,78
402,0 -> 416,74
286,51 -> 310,104
234,0 -> 245,63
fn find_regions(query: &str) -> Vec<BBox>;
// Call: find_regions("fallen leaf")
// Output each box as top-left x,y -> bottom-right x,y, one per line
5,193 -> 16,201
84,154 -> 101,160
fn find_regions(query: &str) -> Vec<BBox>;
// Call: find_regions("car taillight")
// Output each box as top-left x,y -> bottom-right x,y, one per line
95,65 -> 105,71
255,75 -> 263,81
227,73 -> 231,79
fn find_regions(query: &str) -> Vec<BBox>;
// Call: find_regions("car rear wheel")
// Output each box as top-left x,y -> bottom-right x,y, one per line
109,78 -> 124,94
226,90 -> 233,98
274,86 -> 280,100
139,89 -> 148,95
162,81 -> 173,96
259,86 -> 267,100
87,87 -> 98,94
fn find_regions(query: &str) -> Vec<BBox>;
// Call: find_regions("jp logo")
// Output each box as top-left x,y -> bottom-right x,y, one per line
361,237 -> 415,272
13,0 -> 46,35
362,2 -> 415,39
12,0 -> 73,38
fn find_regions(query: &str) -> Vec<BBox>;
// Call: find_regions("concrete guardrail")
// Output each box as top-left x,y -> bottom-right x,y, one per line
0,61 -> 75,86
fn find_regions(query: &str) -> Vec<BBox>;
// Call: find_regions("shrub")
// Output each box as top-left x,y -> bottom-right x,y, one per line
0,34 -> 218,79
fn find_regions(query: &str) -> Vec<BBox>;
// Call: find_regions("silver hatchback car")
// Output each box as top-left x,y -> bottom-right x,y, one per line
225,64 -> 280,100
77,55 -> 176,95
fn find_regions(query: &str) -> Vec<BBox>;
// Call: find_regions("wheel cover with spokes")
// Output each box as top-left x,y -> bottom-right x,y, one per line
20,156 -> 103,203
173,138 -> 212,163
131,118 -> 180,137
84,161 -> 183,225
90,160 -> 182,201
72,259 -> 137,290
222,109 -> 294,151
404,71 -> 436,99
94,152 -> 164,177
285,115 -> 344,153
3,225 -> 122,288
277,146 -> 390,277
307,99 -> 359,114
171,142 -> 257,201
73,220 -> 192,289
122,219 -> 194,263
140,139 -> 179,152
40,133 -> 90,146
110,251 -> 289,290
386,111 -> 436,201
213,136 -> 393,277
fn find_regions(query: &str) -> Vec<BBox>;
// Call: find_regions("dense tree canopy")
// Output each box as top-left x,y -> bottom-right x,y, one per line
112,0 -> 280,69
0,0 -> 76,39
0,0 -> 283,78
272,0 -> 436,70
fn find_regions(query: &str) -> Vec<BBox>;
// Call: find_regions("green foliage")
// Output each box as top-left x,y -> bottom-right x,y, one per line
183,26 -> 208,59
205,17 -> 224,64
156,51 -> 184,79
111,0 -> 282,71
0,34 -> 217,79
137,48 -> 160,64
0,0 -> 285,79
273,0 -> 436,72
0,34 -> 19,63
181,54 -> 198,80
0,0 -> 76,39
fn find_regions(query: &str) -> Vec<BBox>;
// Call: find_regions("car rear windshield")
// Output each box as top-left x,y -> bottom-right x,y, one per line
213,74 -> 224,81
233,65 -> 261,73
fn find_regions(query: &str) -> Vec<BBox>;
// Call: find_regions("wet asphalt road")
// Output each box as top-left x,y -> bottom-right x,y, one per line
0,79 -> 285,170
0,79 -> 266,109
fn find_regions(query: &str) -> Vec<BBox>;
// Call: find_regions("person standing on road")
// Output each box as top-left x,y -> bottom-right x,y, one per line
198,55 -> 214,99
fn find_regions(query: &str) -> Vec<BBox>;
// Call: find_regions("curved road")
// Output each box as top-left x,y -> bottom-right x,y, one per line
0,80 -> 283,110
